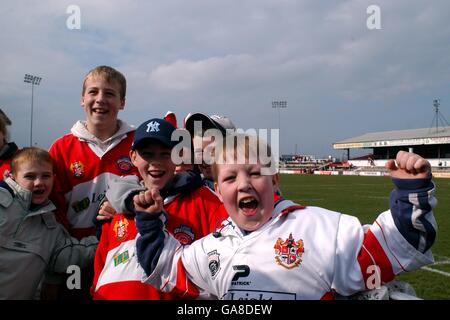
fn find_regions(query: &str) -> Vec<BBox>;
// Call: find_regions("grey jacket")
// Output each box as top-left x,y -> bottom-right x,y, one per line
0,178 -> 98,299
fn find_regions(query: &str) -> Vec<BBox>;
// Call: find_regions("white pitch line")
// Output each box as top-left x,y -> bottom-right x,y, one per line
421,266 -> 450,278
433,260 -> 450,265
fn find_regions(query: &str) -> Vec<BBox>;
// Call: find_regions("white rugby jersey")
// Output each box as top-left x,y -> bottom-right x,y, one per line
49,120 -> 139,238
141,197 -> 435,300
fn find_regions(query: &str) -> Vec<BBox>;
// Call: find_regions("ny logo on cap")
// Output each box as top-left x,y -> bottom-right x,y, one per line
146,121 -> 160,133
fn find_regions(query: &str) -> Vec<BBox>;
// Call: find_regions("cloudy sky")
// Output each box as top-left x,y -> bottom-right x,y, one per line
1,0 -> 449,158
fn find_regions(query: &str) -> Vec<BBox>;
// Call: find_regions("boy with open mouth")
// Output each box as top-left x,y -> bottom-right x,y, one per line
0,147 -> 97,299
135,133 -> 438,300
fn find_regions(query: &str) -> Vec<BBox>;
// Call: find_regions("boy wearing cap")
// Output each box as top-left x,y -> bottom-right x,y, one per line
91,118 -> 228,300
184,113 -> 236,189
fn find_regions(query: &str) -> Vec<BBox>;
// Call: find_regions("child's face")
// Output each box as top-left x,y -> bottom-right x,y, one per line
81,75 -> 125,131
131,142 -> 176,190
214,162 -> 277,232
13,161 -> 54,205
193,135 -> 214,179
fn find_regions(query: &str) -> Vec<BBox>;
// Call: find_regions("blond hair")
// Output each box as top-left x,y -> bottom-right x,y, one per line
10,147 -> 54,175
82,66 -> 127,99
211,133 -> 275,182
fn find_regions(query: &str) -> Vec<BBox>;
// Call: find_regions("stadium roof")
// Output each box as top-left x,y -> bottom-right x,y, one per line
333,126 -> 450,149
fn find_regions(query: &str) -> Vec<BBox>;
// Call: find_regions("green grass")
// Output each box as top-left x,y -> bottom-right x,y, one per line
279,174 -> 450,300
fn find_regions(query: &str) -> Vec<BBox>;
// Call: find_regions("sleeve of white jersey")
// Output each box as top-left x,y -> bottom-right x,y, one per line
141,233 -> 216,299
332,184 -> 436,296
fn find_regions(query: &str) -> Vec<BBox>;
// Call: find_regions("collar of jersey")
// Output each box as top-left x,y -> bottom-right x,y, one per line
219,199 -> 298,239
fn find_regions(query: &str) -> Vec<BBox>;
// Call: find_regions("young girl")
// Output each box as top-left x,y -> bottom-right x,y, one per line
0,147 -> 97,299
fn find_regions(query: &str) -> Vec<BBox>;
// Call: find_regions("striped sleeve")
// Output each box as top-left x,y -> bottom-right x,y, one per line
389,177 -> 437,253
139,232 -> 213,299
333,177 -> 437,295
137,220 -> 215,299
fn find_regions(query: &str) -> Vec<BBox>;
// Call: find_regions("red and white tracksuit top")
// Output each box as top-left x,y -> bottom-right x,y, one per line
49,120 -> 139,239
92,183 -> 229,300
136,177 -> 437,300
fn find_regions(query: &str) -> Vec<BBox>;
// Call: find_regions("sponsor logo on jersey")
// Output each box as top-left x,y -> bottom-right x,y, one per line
70,161 -> 84,178
113,218 -> 129,241
207,250 -> 221,279
223,290 -> 296,300
70,191 -> 106,213
274,233 -> 304,269
116,156 -> 133,173
173,224 -> 195,245
113,250 -> 130,267
231,265 -> 251,286
71,197 -> 90,213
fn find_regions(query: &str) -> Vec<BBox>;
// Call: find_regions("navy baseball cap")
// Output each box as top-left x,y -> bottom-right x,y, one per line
132,118 -> 177,150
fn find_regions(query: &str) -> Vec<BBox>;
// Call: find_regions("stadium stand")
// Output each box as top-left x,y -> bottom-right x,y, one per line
332,126 -> 450,178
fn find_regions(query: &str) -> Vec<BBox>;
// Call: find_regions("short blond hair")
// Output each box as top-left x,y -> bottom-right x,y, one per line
82,66 -> 126,99
211,133 -> 275,182
10,147 -> 54,176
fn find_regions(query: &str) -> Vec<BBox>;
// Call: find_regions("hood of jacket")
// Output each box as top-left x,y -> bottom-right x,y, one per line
1,177 -> 56,216
71,119 -> 134,142
160,170 -> 203,199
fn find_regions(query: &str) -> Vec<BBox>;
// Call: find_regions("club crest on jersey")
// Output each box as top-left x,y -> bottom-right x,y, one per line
207,250 -> 221,279
173,224 -> 195,245
70,161 -> 84,178
113,218 -> 129,241
116,156 -> 133,173
274,233 -> 304,269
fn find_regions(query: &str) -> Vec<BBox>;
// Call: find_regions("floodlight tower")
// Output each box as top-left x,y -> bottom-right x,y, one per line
24,74 -> 42,146
430,98 -> 450,134
272,100 -> 288,150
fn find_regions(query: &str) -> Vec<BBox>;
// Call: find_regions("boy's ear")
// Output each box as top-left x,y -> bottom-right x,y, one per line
130,150 -> 137,166
271,173 -> 280,190
214,182 -> 223,203
119,98 -> 125,110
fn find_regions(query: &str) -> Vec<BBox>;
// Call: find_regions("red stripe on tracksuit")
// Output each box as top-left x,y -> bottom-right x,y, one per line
170,258 -> 200,299
357,229 -> 395,289
320,291 -> 335,300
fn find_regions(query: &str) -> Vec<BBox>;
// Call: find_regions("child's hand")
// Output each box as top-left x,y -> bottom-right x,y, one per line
133,188 -> 163,214
385,151 -> 431,179
97,201 -> 117,221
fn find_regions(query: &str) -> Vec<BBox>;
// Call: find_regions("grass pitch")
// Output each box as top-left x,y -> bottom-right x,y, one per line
279,174 -> 450,300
